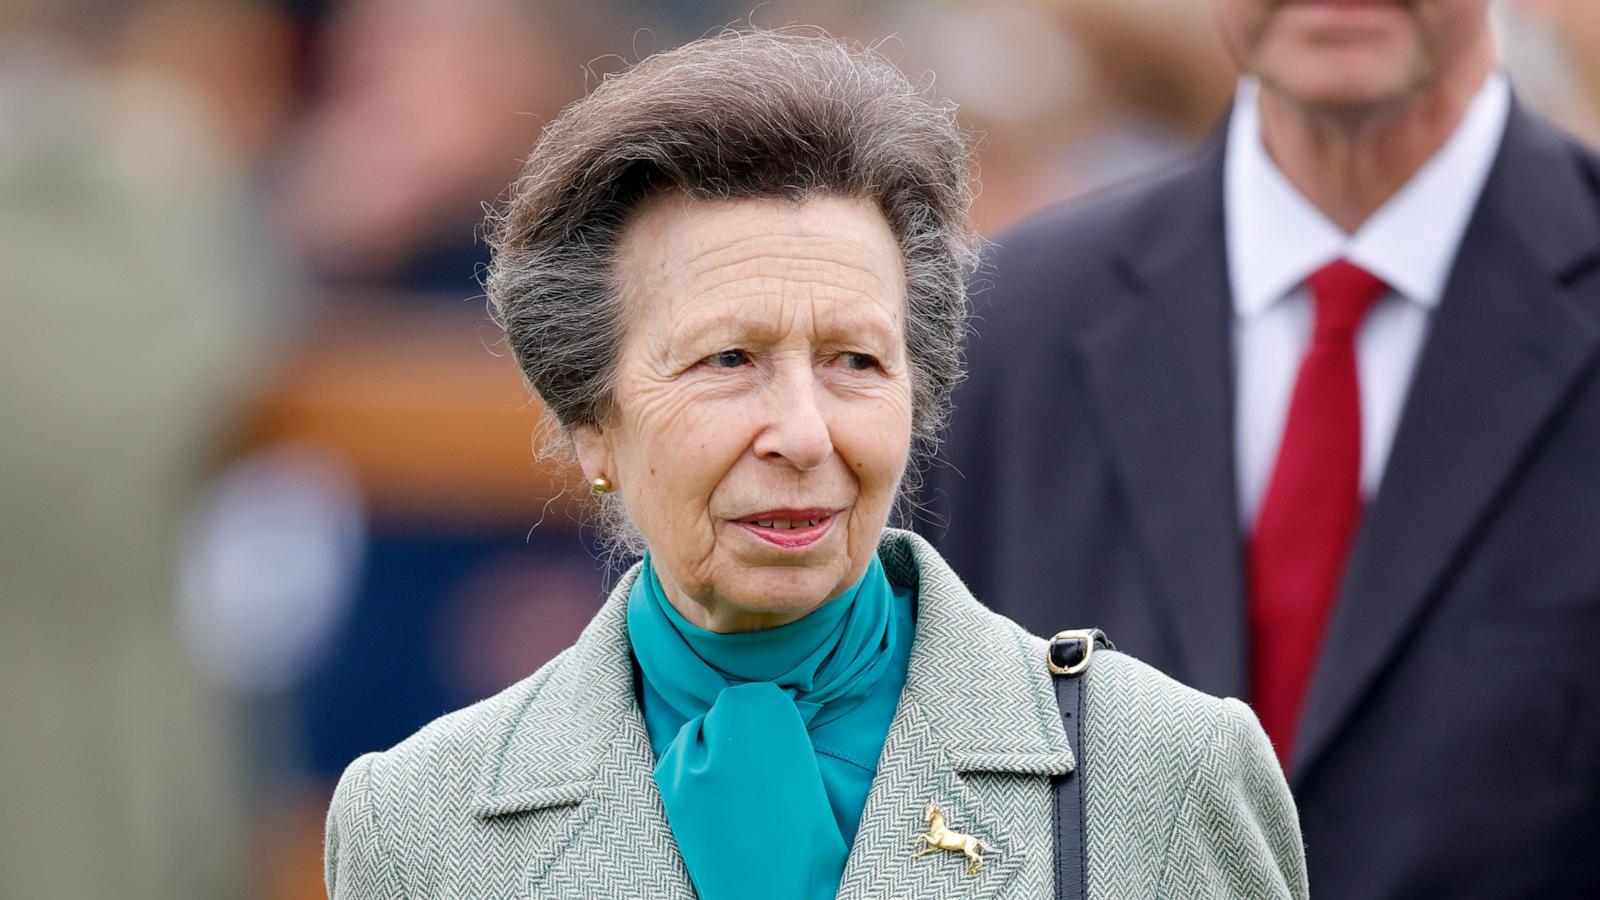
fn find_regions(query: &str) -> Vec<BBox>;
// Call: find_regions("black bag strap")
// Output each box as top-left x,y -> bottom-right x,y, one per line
1047,628 -> 1112,900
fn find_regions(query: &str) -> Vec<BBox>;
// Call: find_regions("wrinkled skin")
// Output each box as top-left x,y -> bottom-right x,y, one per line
1213,0 -> 1497,231
575,195 -> 913,633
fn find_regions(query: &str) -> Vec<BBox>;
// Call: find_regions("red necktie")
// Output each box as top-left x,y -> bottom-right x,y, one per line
1247,259 -> 1386,770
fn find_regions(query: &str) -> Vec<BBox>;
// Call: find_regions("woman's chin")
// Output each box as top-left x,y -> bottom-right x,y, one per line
730,568 -> 842,608
706,559 -> 859,631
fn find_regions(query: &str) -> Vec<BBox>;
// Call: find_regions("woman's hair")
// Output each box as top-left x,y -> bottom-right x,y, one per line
485,27 -> 978,520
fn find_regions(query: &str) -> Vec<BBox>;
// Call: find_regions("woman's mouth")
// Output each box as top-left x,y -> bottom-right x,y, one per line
734,509 -> 838,549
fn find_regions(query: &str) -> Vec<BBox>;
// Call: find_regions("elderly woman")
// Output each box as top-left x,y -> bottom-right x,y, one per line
325,29 -> 1307,900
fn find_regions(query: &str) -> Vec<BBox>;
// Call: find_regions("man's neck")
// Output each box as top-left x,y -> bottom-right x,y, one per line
1257,48 -> 1497,234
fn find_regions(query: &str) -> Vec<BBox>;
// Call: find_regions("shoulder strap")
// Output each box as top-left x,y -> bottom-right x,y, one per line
1047,628 -> 1112,900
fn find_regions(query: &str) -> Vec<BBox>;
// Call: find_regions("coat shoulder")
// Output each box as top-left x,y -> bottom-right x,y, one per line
331,645 -> 582,821
324,643 -> 595,897
1079,650 -> 1308,899
1080,648 -> 1266,818
358,641 -> 585,799
1084,648 -> 1242,737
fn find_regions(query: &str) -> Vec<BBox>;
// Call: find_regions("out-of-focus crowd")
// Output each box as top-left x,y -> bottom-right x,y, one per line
2,1 -> 1599,897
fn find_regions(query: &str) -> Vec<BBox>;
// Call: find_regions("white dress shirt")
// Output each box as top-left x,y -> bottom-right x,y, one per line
1224,74 -> 1511,528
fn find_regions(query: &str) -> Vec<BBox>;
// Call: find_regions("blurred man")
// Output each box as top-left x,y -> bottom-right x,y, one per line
932,1 -> 1600,896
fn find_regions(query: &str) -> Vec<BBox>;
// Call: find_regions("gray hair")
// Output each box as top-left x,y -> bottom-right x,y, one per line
485,27 -> 978,533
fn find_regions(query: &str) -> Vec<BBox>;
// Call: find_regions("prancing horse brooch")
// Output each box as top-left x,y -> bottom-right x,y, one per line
913,804 -> 998,875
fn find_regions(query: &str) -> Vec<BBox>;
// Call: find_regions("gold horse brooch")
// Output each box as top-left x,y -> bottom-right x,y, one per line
913,804 -> 998,875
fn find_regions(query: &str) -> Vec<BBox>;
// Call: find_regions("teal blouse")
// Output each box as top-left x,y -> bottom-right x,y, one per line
627,554 -> 915,900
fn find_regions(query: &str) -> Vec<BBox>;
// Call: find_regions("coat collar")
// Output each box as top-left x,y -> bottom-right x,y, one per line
468,529 -> 1074,895
1225,74 -> 1512,315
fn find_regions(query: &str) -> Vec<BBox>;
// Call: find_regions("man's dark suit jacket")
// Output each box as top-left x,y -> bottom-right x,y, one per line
928,100 -> 1600,898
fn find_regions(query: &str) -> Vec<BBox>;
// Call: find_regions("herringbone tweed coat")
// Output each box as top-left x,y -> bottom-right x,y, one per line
326,529 -> 1307,898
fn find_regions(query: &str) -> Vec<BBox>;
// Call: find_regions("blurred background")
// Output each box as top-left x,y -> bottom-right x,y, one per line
1,0 -> 1597,896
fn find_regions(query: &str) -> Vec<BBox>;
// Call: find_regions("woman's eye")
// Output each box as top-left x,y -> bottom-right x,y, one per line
840,352 -> 879,371
705,349 -> 751,369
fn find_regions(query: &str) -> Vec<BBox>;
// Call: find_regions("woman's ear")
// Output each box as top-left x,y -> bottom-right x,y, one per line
571,424 -> 612,486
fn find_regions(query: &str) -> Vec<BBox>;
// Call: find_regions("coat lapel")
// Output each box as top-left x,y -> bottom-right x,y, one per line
469,567 -> 696,898
838,532 -> 1076,898
1292,102 -> 1600,782
1073,136 -> 1248,700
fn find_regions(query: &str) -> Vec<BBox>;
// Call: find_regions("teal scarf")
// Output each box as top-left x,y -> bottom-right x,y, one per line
628,553 -> 912,900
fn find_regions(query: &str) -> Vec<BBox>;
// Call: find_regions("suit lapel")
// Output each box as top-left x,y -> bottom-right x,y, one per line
1292,102 -> 1600,783
838,532 -> 1076,898
1073,136 -> 1248,699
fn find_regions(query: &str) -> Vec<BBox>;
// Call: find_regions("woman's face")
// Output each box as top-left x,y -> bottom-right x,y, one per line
575,194 -> 913,633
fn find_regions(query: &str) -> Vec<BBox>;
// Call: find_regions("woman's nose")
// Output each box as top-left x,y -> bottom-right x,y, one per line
751,365 -> 833,470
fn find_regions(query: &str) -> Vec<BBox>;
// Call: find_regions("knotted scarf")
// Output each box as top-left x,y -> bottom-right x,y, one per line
627,552 -> 910,900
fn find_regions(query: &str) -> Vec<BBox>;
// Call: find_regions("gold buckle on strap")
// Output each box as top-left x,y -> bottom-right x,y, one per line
1046,629 -> 1108,676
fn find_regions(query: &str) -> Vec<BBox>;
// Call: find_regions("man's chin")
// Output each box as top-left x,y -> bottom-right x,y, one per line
1260,55 -> 1424,118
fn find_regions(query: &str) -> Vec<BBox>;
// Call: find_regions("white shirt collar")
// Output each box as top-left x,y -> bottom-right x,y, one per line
1225,73 -> 1511,318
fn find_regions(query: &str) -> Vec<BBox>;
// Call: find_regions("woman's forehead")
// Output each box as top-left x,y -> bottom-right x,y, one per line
614,194 -> 906,332
663,290 -> 903,353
